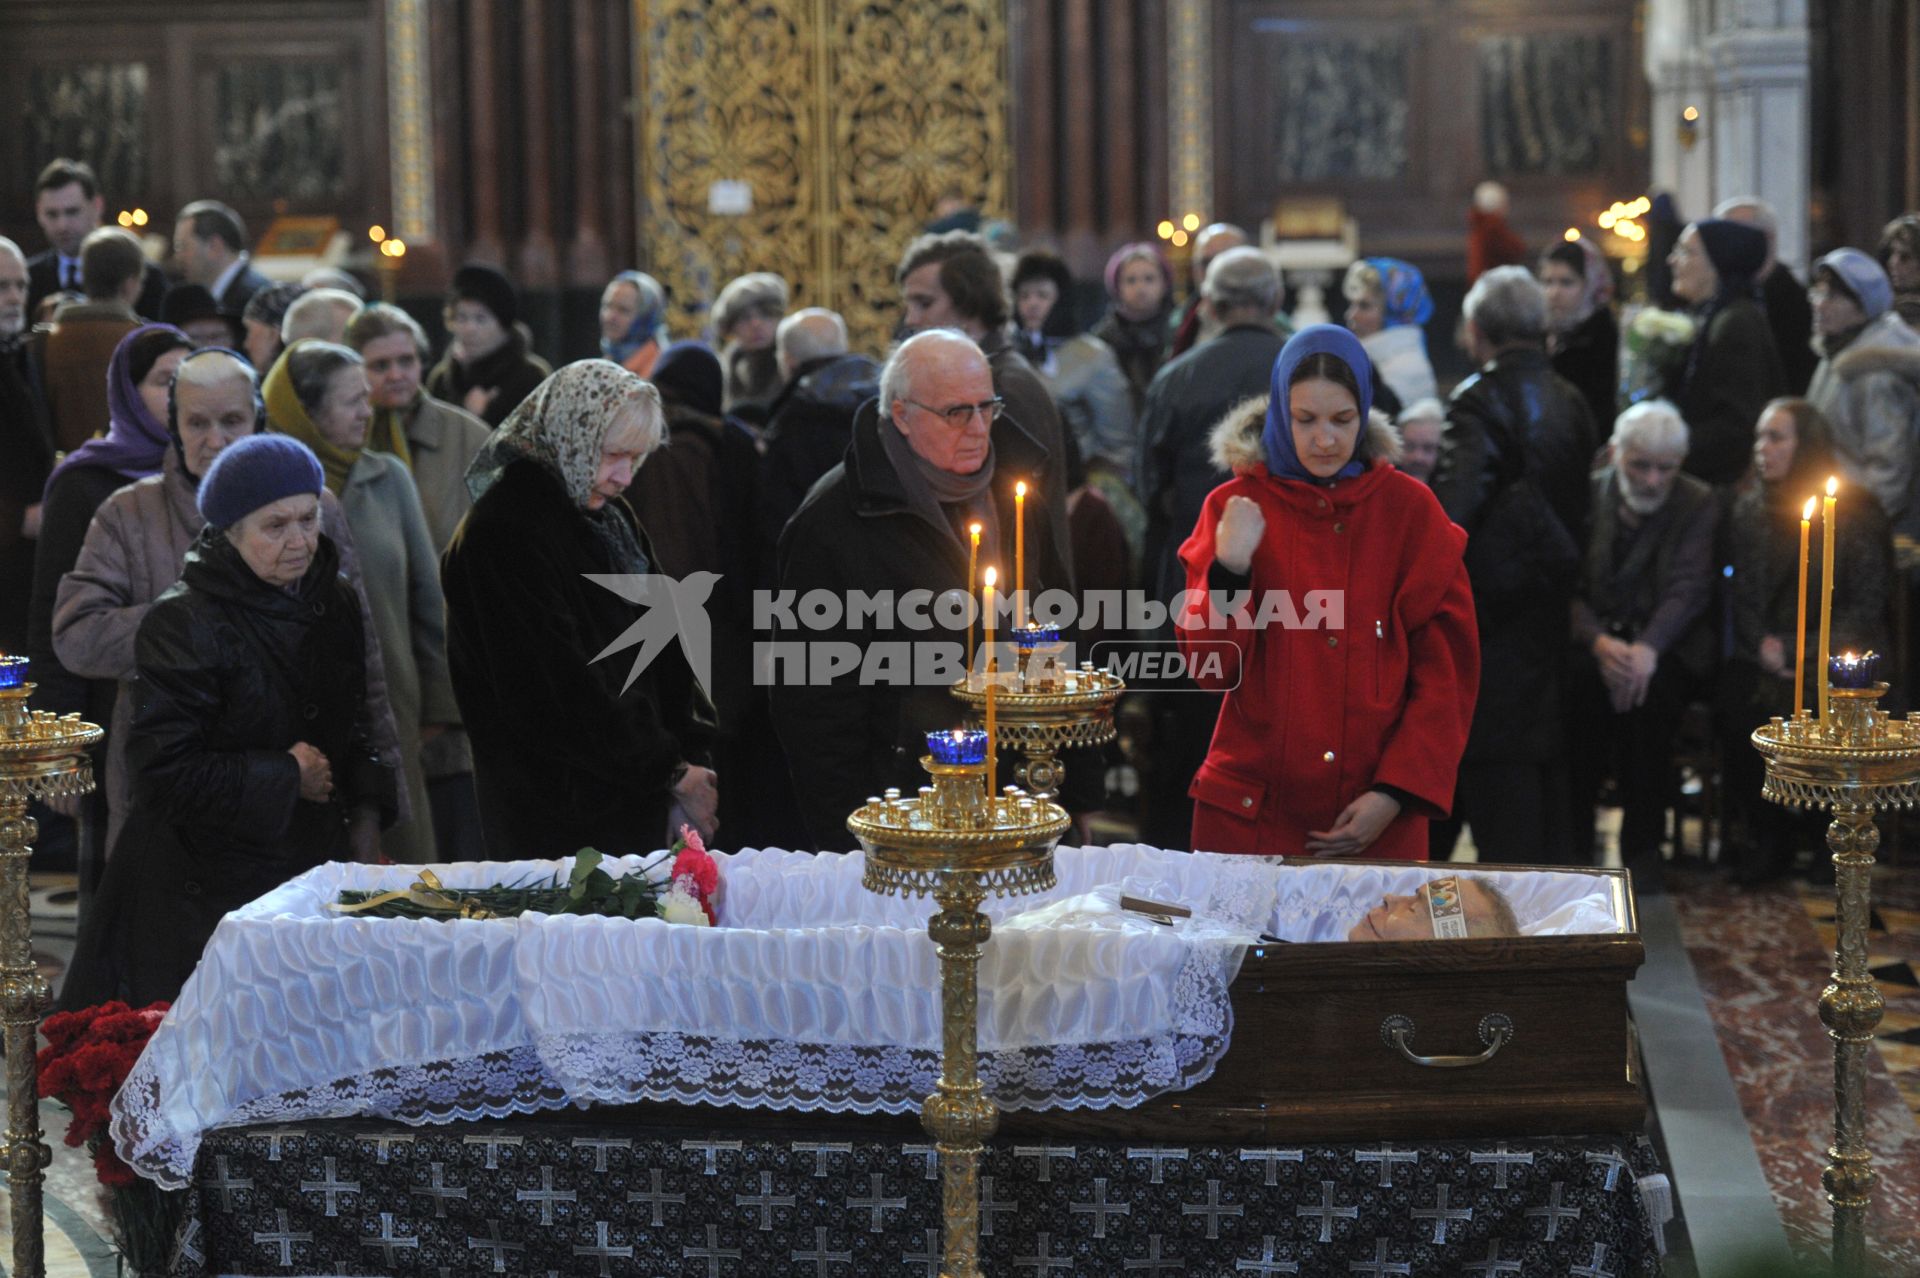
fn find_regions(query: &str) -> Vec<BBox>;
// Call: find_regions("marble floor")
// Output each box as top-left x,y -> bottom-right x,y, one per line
1667,856 -> 1920,1276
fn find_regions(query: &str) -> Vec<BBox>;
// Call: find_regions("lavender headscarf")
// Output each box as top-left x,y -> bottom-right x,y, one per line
44,323 -> 192,496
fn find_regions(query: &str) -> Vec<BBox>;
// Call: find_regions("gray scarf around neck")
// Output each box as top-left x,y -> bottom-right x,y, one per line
879,417 -> 1000,558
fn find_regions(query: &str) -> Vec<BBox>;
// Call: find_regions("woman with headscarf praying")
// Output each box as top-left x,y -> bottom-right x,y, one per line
1341,257 -> 1437,409
441,360 -> 717,858
1175,325 -> 1479,859
1540,236 -> 1620,430
599,270 -> 670,378
30,325 -> 195,713
1665,218 -> 1788,485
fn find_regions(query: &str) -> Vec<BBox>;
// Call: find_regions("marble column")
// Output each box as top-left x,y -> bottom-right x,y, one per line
1705,3 -> 1811,273
1167,0 -> 1212,224
565,0 -> 610,287
463,0 -> 506,265
385,0 -> 438,245
516,0 -> 559,289
1644,0 -> 1713,226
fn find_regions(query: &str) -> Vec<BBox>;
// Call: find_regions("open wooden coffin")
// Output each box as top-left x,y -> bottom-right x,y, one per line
1003,860 -> 1645,1143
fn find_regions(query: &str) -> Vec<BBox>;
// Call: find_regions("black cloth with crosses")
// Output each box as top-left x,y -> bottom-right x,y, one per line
172,1118 -> 1664,1276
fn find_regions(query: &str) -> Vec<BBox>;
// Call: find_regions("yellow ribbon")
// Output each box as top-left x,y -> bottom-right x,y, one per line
328,868 -> 497,918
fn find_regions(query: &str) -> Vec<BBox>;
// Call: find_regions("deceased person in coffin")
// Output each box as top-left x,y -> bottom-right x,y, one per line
1345,874 -> 1521,942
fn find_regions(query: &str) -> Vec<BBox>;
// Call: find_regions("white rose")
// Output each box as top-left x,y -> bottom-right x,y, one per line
658,888 -> 710,926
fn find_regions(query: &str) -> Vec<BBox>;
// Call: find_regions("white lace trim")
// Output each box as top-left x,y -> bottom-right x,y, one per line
114,1024 -> 1232,1190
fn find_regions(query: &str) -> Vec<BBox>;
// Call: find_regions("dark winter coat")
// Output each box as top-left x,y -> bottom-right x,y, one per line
1762,264 -> 1817,397
441,458 -> 715,860
770,400 -> 1070,851
1091,309 -> 1171,411
1728,484 -> 1892,681
1550,306 -> 1621,434
0,340 -> 48,652
625,402 -> 761,731
425,328 -> 553,428
1177,404 -> 1478,859
1139,323 -> 1289,603
61,529 -> 392,1008
759,353 -> 880,563
1434,345 -> 1598,761
1571,468 -> 1719,680
1673,298 -> 1787,486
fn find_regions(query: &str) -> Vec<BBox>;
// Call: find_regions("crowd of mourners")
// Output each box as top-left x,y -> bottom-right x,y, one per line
4,156 -> 1919,1004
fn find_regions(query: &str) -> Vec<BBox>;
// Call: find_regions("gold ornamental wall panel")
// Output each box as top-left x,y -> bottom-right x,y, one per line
637,0 -> 1009,352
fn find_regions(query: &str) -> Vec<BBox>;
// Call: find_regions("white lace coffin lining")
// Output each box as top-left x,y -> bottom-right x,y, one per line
110,846 -> 1625,1187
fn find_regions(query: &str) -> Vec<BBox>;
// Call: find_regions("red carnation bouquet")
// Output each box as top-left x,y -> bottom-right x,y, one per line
661,825 -> 721,925
38,1000 -> 181,1269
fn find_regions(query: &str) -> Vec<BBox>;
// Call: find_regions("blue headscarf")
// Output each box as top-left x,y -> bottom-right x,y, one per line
600,270 -> 668,366
1366,257 -> 1434,328
1261,324 -> 1373,485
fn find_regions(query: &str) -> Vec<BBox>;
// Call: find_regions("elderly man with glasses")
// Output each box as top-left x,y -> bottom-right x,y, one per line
769,329 -> 1071,850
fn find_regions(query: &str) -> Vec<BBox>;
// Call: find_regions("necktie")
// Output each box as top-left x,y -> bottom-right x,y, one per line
61,259 -> 77,290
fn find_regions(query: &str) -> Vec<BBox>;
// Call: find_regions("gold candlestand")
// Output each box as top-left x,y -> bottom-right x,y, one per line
848,757 -> 1068,1278
1753,685 -> 1920,1277
0,659 -> 102,1278
950,651 -> 1123,801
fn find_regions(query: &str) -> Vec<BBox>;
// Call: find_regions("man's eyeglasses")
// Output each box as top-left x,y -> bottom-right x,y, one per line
905,397 -> 1005,428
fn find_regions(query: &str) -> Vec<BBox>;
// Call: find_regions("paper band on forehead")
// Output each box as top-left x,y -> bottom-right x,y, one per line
1427,875 -> 1470,940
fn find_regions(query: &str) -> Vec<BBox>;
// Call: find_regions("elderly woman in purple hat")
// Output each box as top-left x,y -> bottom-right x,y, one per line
54,347 -> 397,861
1665,218 -> 1788,485
60,433 -> 395,1007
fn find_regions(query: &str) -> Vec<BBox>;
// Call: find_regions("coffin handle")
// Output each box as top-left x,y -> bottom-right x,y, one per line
1379,1013 -> 1513,1068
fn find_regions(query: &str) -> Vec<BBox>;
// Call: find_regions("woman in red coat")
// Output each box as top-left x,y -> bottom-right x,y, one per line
1176,325 -> 1479,859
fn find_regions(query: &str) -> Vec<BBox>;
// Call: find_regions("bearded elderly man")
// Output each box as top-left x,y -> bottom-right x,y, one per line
771,329 -> 1071,851
1568,400 -> 1717,895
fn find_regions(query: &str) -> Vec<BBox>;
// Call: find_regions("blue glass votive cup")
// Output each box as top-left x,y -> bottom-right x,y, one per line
1012,624 -> 1060,649
927,728 -> 989,765
0,656 -> 27,690
1828,651 -> 1882,690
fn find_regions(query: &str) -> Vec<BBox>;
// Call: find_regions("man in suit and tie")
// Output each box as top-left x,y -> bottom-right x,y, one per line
171,199 -> 270,316
26,159 -> 167,323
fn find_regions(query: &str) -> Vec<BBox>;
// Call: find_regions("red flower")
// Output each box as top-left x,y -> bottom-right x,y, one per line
672,848 -> 719,899
36,1001 -> 168,1189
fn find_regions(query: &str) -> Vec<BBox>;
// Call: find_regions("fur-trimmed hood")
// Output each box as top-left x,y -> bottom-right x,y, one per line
1831,320 -> 1920,386
1208,395 -> 1404,477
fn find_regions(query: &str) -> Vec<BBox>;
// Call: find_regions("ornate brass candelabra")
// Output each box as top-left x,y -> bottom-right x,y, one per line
950,651 -> 1123,800
849,757 -> 1068,1278
1752,685 -> 1920,1277
0,658 -> 101,1278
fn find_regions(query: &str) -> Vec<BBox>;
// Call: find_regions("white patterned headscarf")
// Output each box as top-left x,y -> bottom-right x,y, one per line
466,358 -> 663,509
465,359 -> 664,575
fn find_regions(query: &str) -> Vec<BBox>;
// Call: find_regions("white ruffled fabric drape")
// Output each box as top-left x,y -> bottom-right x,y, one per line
109,846 -> 1624,1187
